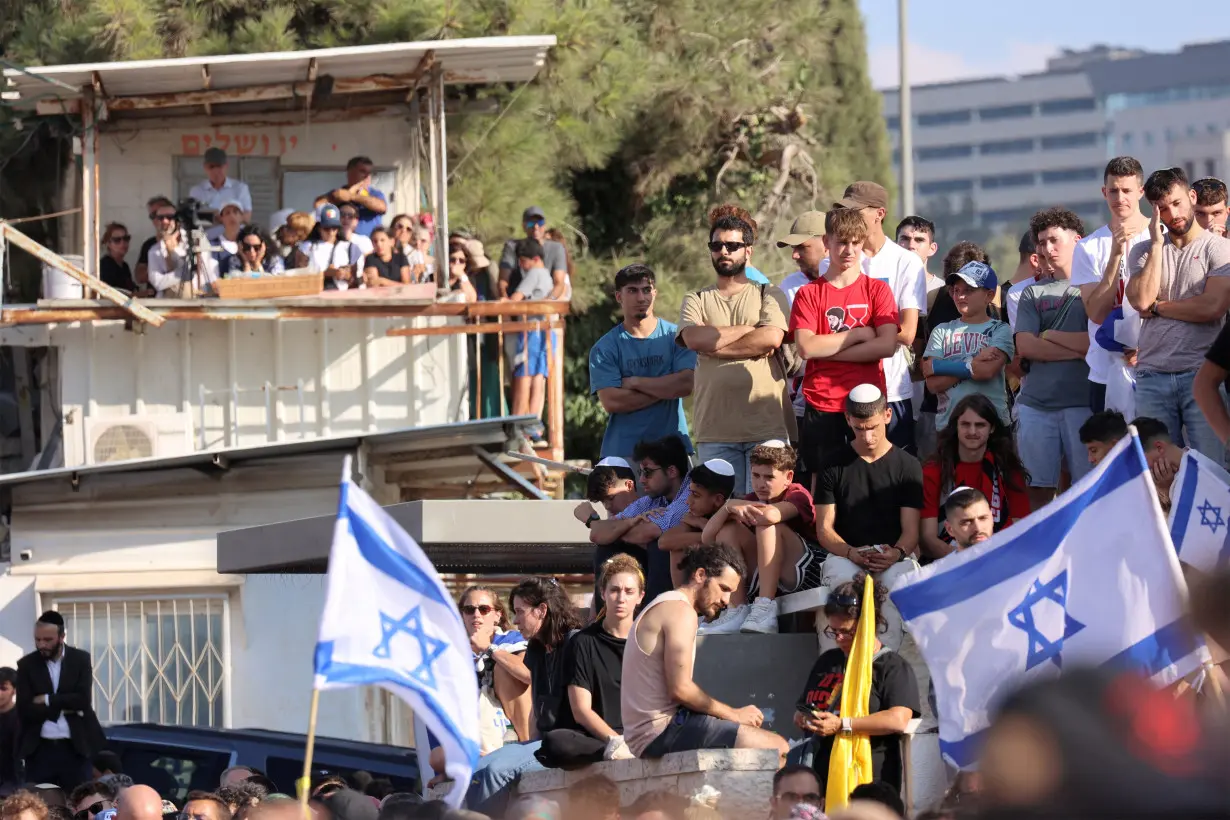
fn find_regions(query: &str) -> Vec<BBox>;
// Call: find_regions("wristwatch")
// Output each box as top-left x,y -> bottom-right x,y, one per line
841,717 -> 853,734
1149,301 -> 1162,318
585,512 -> 600,529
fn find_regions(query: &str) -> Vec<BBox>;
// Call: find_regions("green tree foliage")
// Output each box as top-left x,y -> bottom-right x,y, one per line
0,0 -> 890,462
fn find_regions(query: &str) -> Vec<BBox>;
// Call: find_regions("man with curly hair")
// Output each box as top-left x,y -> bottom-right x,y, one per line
1014,207 -> 1090,510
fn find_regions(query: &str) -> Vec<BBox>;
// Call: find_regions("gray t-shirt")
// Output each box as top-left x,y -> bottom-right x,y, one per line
1015,277 -> 1090,410
1129,232 -> 1230,373
515,265 -> 553,301
500,239 -> 567,293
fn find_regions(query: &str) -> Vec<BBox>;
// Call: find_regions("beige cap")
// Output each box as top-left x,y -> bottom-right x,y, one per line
775,210 -> 828,247
834,180 -> 889,211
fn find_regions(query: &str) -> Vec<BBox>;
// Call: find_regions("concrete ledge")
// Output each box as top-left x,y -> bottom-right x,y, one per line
516,749 -> 780,813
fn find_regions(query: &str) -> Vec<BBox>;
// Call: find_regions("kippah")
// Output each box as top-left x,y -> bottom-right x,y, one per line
596,456 -> 632,469
848,384 -> 883,403
37,610 -> 64,628
702,458 -> 735,476
758,439 -> 788,449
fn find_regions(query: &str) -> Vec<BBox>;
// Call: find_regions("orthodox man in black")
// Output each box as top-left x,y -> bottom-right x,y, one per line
16,611 -> 105,790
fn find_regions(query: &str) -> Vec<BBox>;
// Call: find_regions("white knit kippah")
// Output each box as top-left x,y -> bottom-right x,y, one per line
848,383 -> 883,404
702,458 -> 736,476
759,439 -> 788,449
596,456 -> 632,469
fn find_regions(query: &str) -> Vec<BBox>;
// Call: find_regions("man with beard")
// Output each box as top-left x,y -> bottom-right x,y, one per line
16,611 -> 105,790
620,543 -> 788,760
942,487 -> 995,550
678,206 -> 792,496
589,264 -> 697,467
1126,166 -> 1230,461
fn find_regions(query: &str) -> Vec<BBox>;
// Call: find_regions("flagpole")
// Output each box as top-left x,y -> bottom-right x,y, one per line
299,688 -> 322,817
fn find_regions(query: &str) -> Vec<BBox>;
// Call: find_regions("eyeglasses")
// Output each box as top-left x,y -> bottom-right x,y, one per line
109,235 -> 131,243
242,242 -> 263,251
708,240 -> 747,253
75,802 -> 108,820
461,604 -> 494,616
823,626 -> 857,640
640,465 -> 663,478
525,218 -> 545,228
778,793 -> 822,804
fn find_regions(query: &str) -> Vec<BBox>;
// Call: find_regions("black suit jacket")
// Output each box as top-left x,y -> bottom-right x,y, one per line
16,646 -> 106,759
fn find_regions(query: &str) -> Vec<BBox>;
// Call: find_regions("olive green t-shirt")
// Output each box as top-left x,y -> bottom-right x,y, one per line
676,281 -> 793,443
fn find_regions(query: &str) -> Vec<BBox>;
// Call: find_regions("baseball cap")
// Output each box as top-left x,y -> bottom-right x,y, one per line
946,260 -> 998,290
203,147 -> 227,165
833,181 -> 888,211
522,206 -> 546,222
775,210 -> 827,247
465,238 -> 491,269
318,204 -> 342,229
218,199 -> 244,216
323,790 -> 378,820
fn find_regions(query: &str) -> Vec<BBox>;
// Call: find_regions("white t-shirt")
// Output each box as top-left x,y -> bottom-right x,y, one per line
819,238 -> 925,402
1006,277 -> 1037,328
1069,224 -> 1153,384
779,269 -> 819,417
348,233 -> 374,256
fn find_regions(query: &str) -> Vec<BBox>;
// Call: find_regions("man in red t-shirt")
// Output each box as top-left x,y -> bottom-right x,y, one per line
700,441 -> 823,634
789,209 -> 899,488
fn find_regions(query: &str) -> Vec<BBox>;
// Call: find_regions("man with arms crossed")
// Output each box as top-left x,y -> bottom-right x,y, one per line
621,543 -> 788,760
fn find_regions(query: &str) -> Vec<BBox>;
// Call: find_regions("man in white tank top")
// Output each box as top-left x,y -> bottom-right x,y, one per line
621,543 -> 789,760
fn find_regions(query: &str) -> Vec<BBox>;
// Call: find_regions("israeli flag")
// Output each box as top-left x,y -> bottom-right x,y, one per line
1168,448 -> 1230,574
890,433 -> 1208,770
315,461 -> 480,806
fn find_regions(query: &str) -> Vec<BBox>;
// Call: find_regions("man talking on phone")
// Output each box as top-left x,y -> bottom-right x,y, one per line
814,384 -> 924,652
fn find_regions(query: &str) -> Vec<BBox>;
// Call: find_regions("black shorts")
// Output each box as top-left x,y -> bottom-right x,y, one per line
799,406 -> 853,474
640,707 -> 740,758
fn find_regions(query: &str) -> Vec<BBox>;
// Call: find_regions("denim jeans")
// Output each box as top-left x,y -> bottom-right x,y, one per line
1135,369 -> 1225,462
696,441 -> 757,496
465,741 -> 544,815
887,400 -> 916,456
1015,404 -> 1092,488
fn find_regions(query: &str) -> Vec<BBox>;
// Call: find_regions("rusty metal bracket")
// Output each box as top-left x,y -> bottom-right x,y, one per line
0,222 -> 165,327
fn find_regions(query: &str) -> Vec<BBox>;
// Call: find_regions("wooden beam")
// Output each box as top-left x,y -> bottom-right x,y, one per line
404,51 -> 436,101
201,65 -> 212,116
386,318 -> 564,338
471,446 -> 550,500
306,58 -> 318,84
0,223 -> 165,327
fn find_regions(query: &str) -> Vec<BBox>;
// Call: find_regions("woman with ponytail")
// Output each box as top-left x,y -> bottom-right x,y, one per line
537,554 -> 645,768
791,575 -> 920,793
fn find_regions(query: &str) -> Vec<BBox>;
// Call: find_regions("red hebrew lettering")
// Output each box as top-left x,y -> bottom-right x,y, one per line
235,134 -> 257,155
181,134 -> 202,155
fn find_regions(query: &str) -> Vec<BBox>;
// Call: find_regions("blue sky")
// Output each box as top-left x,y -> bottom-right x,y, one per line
860,0 -> 1230,88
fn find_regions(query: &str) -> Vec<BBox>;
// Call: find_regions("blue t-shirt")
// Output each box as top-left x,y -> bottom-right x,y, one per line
745,266 -> 770,285
589,318 -> 696,458
355,188 -> 387,236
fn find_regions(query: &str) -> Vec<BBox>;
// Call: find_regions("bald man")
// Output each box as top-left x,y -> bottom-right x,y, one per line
116,785 -> 164,820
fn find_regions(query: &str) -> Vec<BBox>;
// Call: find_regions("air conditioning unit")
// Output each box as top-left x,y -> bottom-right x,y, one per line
84,414 -> 192,465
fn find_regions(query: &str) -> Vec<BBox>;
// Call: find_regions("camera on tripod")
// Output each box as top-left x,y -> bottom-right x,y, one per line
176,197 -> 212,230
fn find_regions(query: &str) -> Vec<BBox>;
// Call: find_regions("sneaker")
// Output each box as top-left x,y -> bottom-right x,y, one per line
740,596 -> 779,633
697,604 -> 749,635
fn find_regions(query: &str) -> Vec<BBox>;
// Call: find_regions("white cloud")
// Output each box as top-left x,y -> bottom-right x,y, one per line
869,41 -> 1057,89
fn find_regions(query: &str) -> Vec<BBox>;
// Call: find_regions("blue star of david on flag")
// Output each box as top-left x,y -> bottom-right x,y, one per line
373,606 -> 448,690
1197,499 -> 1224,534
1007,570 -> 1086,671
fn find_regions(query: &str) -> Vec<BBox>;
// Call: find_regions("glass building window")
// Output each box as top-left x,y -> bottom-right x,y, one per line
1040,132 -> 1100,150
981,139 -> 1035,155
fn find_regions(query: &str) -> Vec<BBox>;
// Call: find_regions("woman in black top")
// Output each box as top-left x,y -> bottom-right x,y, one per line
792,577 -> 920,793
225,225 -> 284,276
362,227 -> 411,287
538,553 -> 645,768
99,223 -> 138,292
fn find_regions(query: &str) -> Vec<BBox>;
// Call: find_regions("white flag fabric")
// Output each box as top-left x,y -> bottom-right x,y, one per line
1168,447 -> 1230,574
890,433 -> 1207,770
314,474 -> 480,806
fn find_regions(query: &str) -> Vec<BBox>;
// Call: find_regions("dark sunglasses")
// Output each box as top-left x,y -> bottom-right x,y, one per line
449,255 -> 467,264
393,223 -> 413,232
708,240 -> 746,253
153,212 -> 176,221
461,604 -> 494,616
75,802 -> 107,820
525,218 -> 545,228
242,242 -> 263,250
109,235 -> 131,243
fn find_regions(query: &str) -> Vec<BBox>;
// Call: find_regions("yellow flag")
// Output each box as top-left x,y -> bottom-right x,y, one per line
825,574 -> 876,811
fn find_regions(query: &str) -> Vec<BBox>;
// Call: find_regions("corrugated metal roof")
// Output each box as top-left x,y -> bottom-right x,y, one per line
2,36 -> 555,104
0,416 -> 537,487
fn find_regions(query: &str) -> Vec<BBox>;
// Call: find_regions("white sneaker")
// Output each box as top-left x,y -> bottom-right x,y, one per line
697,604 -> 749,635
740,597 -> 779,634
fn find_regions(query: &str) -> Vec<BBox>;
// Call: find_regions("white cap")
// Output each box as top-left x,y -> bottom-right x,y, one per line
758,439 -> 788,449
218,198 -> 244,215
702,458 -> 735,476
848,383 -> 883,404
596,456 -> 632,470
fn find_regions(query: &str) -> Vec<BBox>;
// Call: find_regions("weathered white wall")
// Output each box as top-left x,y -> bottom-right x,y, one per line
98,117 -> 417,254
0,316 -> 470,468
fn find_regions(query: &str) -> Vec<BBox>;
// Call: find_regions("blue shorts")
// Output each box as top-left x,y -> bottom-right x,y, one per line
513,329 -> 549,378
640,707 -> 740,758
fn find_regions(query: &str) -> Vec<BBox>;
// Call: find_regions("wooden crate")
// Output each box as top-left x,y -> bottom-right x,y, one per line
213,271 -> 324,300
